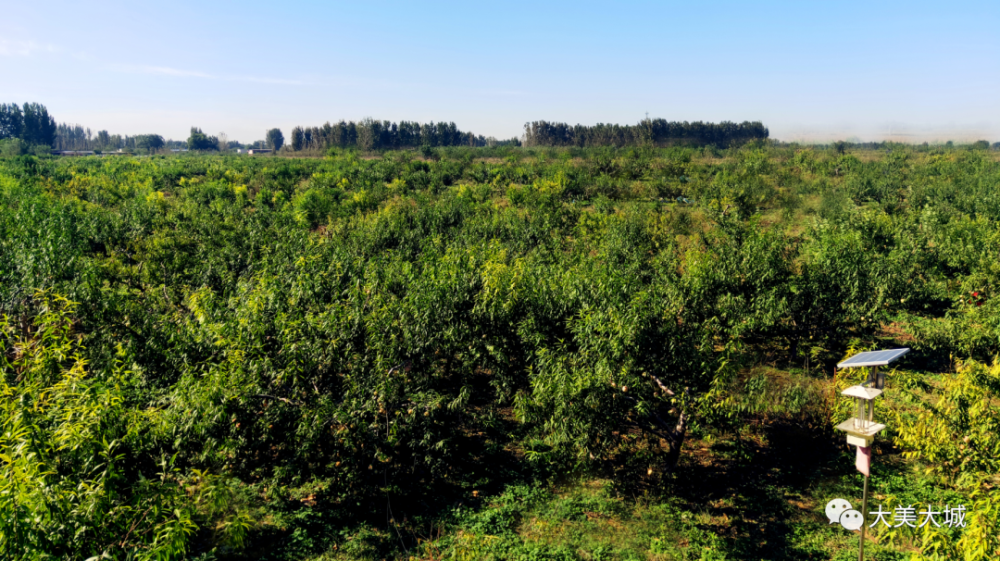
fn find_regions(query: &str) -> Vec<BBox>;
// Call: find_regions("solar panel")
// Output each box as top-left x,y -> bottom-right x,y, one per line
837,348 -> 910,369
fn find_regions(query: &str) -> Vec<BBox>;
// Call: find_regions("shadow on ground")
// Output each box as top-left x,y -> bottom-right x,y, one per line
667,421 -> 853,560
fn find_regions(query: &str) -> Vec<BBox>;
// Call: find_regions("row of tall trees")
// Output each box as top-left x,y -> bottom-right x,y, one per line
0,102 -> 58,147
55,125 -> 167,152
54,123 -> 93,150
523,119 -> 769,147
6,105 -> 205,153
286,118 -> 520,152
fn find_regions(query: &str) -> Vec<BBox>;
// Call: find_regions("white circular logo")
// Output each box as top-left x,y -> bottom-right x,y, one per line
840,509 -> 864,530
825,498 -> 853,525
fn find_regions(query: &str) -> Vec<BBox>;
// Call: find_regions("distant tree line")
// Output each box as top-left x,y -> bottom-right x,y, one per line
0,103 -> 58,147
54,125 -> 167,153
55,123 -> 93,150
820,139 -> 999,153
522,119 -> 769,147
0,104 -> 172,154
284,118 -> 521,152
5,103 -> 212,155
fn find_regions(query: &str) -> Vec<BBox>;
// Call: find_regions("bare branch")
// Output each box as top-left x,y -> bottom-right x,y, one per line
649,374 -> 675,396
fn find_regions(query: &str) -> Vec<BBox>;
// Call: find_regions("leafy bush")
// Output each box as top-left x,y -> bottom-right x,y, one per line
892,359 -> 1000,561
0,293 -> 251,559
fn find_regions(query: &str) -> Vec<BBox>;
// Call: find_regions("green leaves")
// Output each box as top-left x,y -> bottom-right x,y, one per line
0,294 -> 251,560
3,145 -> 1000,558
893,359 -> 1000,560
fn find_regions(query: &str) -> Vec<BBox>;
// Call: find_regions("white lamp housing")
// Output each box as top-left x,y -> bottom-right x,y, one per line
834,385 -> 885,447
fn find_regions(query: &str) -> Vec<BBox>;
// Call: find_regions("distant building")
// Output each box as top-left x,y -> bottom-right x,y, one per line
247,149 -> 273,155
52,150 -> 95,156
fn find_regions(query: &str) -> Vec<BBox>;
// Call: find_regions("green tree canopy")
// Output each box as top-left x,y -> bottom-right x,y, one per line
1,102 -> 56,147
187,127 -> 217,151
21,103 -> 57,147
135,134 -> 165,153
265,128 -> 284,151
0,138 -> 27,157
290,126 -> 304,151
0,103 -> 24,140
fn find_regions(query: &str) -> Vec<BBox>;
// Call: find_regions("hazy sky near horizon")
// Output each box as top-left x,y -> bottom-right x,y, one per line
3,0 -> 998,144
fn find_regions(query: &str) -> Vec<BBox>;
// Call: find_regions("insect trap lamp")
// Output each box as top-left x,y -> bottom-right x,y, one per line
834,385 -> 885,449
834,348 -> 909,442
834,348 -> 909,469
833,348 -> 909,561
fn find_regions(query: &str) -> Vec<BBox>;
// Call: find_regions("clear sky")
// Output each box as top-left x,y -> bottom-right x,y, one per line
3,0 -> 998,144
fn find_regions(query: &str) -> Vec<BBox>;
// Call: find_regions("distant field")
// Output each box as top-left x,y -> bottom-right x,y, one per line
1,144 -> 998,560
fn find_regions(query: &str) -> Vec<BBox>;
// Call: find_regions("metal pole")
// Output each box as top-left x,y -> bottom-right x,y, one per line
859,473 -> 869,561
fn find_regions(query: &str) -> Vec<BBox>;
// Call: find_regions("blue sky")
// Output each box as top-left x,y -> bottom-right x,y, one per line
3,0 -> 997,144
